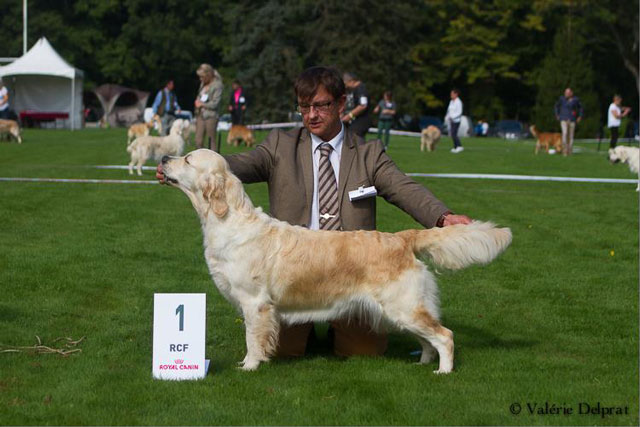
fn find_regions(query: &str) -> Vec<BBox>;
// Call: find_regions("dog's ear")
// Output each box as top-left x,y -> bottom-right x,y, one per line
201,173 -> 228,218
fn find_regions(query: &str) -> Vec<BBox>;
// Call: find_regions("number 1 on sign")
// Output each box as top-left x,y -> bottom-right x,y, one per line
176,304 -> 184,331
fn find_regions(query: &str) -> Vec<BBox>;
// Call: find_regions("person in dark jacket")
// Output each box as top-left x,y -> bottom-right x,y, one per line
228,80 -> 247,125
554,87 -> 583,156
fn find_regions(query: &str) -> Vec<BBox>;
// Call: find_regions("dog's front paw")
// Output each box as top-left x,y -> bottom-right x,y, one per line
433,368 -> 453,375
239,359 -> 261,371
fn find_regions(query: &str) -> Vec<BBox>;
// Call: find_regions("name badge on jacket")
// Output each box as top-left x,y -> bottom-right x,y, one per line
349,185 -> 377,202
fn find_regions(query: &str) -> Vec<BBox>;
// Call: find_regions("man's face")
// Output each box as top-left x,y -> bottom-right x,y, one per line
614,96 -> 622,105
167,81 -> 175,91
450,90 -> 458,99
298,85 -> 345,141
564,88 -> 572,98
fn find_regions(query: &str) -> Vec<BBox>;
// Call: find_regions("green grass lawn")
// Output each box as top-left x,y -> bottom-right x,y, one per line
0,129 -> 638,425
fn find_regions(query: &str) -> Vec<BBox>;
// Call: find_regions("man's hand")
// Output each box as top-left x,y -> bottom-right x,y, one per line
156,163 -> 165,184
443,214 -> 472,226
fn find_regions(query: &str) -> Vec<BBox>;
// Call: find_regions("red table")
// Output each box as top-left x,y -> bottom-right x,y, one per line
20,110 -> 69,128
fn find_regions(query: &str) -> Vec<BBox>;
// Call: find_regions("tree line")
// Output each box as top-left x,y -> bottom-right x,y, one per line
0,0 -> 637,136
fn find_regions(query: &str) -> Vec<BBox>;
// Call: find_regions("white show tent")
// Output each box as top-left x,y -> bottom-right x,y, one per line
0,37 -> 84,129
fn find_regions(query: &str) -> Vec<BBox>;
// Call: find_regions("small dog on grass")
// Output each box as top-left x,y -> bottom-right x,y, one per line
127,120 -> 185,176
0,119 -> 22,144
227,125 -> 255,147
159,149 -> 512,373
608,145 -> 639,191
420,126 -> 441,152
530,125 -> 562,155
127,114 -> 161,145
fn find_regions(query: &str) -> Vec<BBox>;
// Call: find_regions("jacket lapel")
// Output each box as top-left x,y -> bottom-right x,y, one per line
338,129 -> 356,206
297,128 -> 314,223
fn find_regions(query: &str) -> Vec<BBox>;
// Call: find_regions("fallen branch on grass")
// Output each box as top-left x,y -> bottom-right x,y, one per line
0,336 -> 85,357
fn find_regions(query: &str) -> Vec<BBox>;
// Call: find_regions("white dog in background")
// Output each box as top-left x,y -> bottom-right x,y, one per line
160,149 -> 512,373
608,145 -> 639,191
127,120 -> 185,175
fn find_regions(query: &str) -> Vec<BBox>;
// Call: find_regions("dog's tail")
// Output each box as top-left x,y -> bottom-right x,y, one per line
399,221 -> 512,270
126,139 -> 137,153
529,125 -> 538,138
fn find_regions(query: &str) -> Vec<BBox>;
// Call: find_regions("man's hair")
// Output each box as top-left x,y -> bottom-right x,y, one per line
342,72 -> 357,82
295,66 -> 345,101
451,88 -> 460,95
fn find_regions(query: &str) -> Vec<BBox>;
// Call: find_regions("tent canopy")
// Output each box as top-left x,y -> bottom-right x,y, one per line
0,37 -> 83,79
93,84 -> 149,127
0,37 -> 84,129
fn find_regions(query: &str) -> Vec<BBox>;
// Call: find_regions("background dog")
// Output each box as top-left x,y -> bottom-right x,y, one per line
530,125 -> 562,155
126,114 -> 161,145
420,125 -> 441,152
226,124 -> 255,147
127,120 -> 185,175
0,119 -> 22,144
160,149 -> 511,373
608,145 -> 639,191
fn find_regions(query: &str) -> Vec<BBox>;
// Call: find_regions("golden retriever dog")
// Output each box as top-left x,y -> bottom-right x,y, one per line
530,125 -> 562,155
227,124 -> 255,147
0,119 -> 22,144
608,145 -> 639,191
127,120 -> 185,175
127,114 -> 162,145
420,125 -> 441,152
160,149 -> 512,373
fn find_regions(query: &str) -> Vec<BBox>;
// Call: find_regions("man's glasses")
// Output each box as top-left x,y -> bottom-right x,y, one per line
297,100 -> 333,114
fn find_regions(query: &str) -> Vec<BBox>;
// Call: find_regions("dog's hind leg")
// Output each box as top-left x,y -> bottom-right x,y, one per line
239,302 -> 280,371
390,304 -> 454,374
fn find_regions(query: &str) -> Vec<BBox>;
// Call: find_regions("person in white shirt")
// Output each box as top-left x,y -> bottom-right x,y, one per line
607,94 -> 631,149
0,78 -> 9,119
445,89 -> 463,153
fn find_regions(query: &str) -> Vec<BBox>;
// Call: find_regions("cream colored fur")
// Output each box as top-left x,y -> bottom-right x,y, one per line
608,145 -> 639,191
0,119 -> 22,144
161,149 -> 512,373
127,114 -> 161,145
127,121 -> 184,175
420,125 -> 441,152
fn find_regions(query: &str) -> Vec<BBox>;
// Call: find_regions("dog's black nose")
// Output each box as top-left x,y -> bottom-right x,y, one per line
161,156 -> 170,164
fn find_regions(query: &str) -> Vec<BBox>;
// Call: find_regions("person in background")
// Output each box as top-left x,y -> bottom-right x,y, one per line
341,72 -> 371,138
228,80 -> 247,125
607,94 -> 631,149
445,89 -> 463,153
475,120 -> 489,137
152,80 -> 182,135
554,87 -> 583,156
194,64 -> 224,150
373,91 -> 396,149
0,78 -> 10,119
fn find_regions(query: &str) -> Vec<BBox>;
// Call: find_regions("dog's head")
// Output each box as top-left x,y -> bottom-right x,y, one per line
608,146 -> 627,164
162,149 -> 241,219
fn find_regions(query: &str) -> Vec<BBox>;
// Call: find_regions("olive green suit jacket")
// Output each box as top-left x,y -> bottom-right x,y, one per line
225,127 -> 449,231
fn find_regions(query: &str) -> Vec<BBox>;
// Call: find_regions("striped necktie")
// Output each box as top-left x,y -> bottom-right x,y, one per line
318,143 -> 341,230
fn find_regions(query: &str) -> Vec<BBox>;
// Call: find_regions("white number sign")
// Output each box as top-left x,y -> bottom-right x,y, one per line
152,293 -> 207,380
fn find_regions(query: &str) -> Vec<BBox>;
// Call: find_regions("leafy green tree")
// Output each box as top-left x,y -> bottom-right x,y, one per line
531,25 -> 599,137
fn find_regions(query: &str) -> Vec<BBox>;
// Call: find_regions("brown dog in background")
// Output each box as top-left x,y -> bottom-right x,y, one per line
420,125 -> 441,152
127,114 -> 162,145
530,125 -> 562,154
0,119 -> 22,144
227,125 -> 255,147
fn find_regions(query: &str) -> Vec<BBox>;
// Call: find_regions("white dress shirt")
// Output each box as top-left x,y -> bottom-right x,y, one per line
309,124 -> 345,230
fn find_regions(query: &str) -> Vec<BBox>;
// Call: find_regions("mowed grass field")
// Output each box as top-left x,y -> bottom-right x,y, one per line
0,128 -> 638,425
